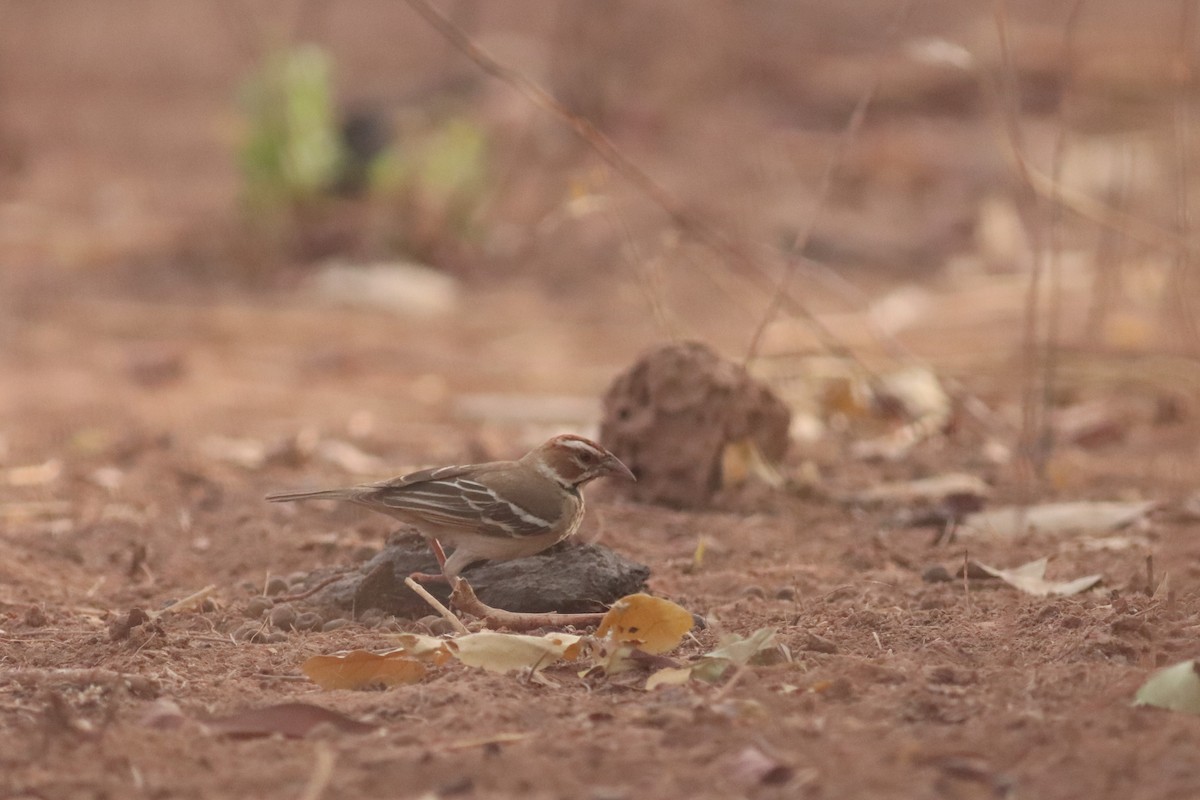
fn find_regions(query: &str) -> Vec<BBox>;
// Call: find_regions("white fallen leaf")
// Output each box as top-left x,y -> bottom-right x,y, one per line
315,439 -> 386,475
6,459 -> 63,487
387,633 -> 453,663
692,628 -> 784,682
202,437 -> 267,469
312,262 -> 459,318
1135,660 -> 1200,714
645,666 -> 694,691
959,501 -> 1154,540
721,439 -> 784,489
448,631 -> 581,674
849,472 -> 989,507
972,557 -> 1102,597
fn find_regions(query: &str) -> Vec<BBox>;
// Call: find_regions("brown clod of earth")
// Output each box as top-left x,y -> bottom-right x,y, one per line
600,341 -> 791,507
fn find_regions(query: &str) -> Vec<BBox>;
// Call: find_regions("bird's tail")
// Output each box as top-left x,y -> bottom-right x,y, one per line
265,488 -> 356,503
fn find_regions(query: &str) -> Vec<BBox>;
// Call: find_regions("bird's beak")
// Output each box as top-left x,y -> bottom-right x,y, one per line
604,454 -> 637,482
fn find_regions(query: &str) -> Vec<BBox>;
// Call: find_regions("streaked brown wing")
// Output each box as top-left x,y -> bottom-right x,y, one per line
360,467 -> 553,539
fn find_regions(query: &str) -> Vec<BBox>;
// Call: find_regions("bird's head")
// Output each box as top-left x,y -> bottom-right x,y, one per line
526,434 -> 636,490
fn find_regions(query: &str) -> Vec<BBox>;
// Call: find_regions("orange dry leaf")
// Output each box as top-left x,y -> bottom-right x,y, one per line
596,594 -> 694,655
301,648 -> 427,690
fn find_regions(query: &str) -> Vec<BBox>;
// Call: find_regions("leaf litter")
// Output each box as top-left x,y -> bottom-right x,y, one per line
300,593 -> 694,691
970,557 -> 1102,597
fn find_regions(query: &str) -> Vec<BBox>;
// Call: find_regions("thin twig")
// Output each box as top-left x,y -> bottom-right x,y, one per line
276,574 -> 344,604
404,576 -> 469,635
400,0 -> 876,376
297,743 -> 336,800
149,585 -> 217,621
744,0 -> 913,362
449,578 -> 606,632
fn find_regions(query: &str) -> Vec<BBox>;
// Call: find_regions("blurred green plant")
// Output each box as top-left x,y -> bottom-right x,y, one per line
235,43 -> 491,265
371,115 -> 490,254
238,44 -> 343,210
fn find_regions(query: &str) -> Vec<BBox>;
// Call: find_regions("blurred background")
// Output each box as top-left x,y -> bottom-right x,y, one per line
1,0 -> 1198,461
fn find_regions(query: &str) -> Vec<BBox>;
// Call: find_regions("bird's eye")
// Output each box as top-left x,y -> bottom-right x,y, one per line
579,451 -> 597,464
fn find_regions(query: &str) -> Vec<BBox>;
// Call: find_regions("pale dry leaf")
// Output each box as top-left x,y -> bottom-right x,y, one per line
448,631 -> 581,674
721,439 -> 784,489
387,632 -> 454,664
849,472 -> 989,507
972,558 -> 1102,597
301,648 -> 427,690
731,744 -> 794,786
312,262 -> 459,318
6,459 -> 63,487
645,666 -> 694,691
1135,660 -> 1200,714
692,628 -> 782,682
201,436 -> 267,469
959,501 -> 1154,540
315,439 -> 386,474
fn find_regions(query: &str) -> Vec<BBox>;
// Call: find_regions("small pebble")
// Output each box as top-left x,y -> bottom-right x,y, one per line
922,565 -> 953,583
200,599 -> 218,613
245,597 -> 273,618
322,618 -> 351,632
265,631 -> 289,644
774,586 -> 797,601
427,617 -> 459,636
23,606 -> 47,628
269,603 -> 298,630
294,611 -> 324,631
741,585 -> 767,599
286,571 -> 309,587
358,608 -> 386,628
265,576 -> 290,596
417,615 -> 441,631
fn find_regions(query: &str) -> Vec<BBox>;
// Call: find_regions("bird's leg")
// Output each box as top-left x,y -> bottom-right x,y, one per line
408,538 -> 451,584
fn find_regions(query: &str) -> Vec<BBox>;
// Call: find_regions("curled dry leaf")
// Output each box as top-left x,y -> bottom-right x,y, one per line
848,472 -> 989,507
448,631 -> 582,674
645,666 -> 694,691
731,744 -> 794,786
1135,660 -> 1200,714
721,439 -> 784,489
959,501 -> 1154,540
971,558 -> 1102,597
5,459 -> 63,487
301,648 -> 427,690
693,628 -> 783,682
388,633 -> 454,664
203,702 -> 376,738
596,594 -> 694,655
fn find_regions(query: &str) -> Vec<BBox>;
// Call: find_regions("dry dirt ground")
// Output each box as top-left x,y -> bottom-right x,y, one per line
5,3 -> 1200,800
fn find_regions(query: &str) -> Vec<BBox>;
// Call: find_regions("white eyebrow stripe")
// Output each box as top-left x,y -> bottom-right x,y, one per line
556,438 -> 601,454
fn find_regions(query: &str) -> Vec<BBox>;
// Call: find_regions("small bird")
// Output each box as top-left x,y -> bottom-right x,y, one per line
266,434 -> 636,580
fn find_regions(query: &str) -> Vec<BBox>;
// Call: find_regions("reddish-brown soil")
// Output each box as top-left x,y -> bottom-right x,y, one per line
5,3 -> 1200,799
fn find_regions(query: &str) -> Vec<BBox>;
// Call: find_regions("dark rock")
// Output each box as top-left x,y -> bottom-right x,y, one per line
922,565 -> 953,583
307,536 -> 650,618
599,341 -> 791,508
